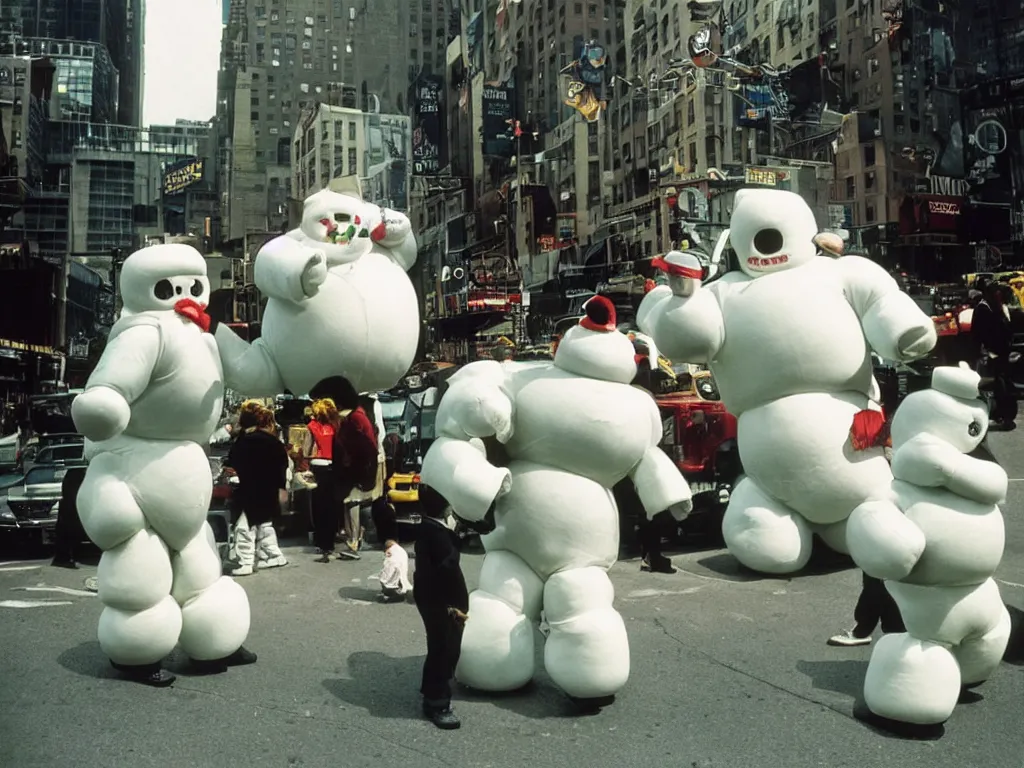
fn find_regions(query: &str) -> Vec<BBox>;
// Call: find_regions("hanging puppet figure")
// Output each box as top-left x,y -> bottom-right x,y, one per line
847,364 -> 1011,733
214,188 -> 419,399
420,296 -> 692,708
639,188 -> 937,575
73,244 -> 254,687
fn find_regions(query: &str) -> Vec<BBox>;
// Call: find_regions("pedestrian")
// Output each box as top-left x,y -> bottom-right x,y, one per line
305,398 -> 344,563
51,464 -> 88,569
377,539 -> 412,602
414,484 -> 468,729
625,346 -> 678,574
224,403 -> 289,576
827,571 -> 906,646
362,392 -> 393,548
971,281 -> 1017,430
319,378 -> 379,560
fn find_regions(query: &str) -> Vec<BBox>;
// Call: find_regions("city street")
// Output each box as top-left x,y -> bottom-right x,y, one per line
0,433 -> 1022,768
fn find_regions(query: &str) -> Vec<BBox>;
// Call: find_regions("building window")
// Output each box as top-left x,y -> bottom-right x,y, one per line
348,147 -> 357,174
863,144 -> 875,167
335,122 -> 343,139
348,121 -> 356,140
865,204 -> 876,223
845,176 -> 855,198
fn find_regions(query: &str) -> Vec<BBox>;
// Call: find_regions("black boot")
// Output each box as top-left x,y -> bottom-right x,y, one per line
51,556 -> 78,569
641,554 -> 677,574
423,700 -> 461,730
190,645 -> 258,674
110,660 -> 176,687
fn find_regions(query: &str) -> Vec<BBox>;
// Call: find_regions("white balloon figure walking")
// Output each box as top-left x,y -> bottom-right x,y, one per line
420,296 -> 692,708
73,244 -> 254,687
847,363 -> 1011,733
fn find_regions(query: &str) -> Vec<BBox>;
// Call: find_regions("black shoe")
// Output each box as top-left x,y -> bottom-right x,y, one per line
190,645 -> 258,674
423,703 -> 461,730
641,556 -> 677,574
51,557 -> 78,569
110,661 -> 176,687
315,553 -> 332,563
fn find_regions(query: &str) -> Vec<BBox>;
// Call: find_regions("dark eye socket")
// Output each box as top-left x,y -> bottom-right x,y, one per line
968,421 -> 982,437
753,228 -> 784,254
190,279 -> 204,297
154,279 -> 174,300
334,212 -> 351,222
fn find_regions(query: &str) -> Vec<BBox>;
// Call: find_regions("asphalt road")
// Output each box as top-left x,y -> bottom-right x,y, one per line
1,433 -> 1023,768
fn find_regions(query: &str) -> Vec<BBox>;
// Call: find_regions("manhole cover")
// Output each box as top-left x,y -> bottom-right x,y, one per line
83,577 -> 98,593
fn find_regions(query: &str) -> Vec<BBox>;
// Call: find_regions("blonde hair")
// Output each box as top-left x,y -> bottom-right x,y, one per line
310,398 -> 338,423
256,405 -> 278,435
238,399 -> 265,430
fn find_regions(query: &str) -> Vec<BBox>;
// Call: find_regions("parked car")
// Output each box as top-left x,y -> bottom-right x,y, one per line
16,432 -> 83,473
1,462 -> 84,545
22,440 -> 85,477
0,432 -> 18,473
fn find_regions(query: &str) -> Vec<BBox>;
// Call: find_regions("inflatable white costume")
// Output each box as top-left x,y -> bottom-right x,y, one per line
73,244 -> 253,687
420,297 -> 692,705
215,189 -> 419,397
847,363 -> 1011,729
639,188 -> 937,574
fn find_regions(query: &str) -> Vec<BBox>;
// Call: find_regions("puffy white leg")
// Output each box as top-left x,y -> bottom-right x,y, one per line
77,456 -> 147,550
813,518 -> 850,555
543,567 -> 629,699
255,523 -> 287,569
722,477 -> 813,574
229,523 -> 256,576
172,523 -> 252,661
456,550 -> 543,692
96,528 -> 180,665
955,605 -> 1012,686
863,633 -> 961,725
227,512 -> 249,562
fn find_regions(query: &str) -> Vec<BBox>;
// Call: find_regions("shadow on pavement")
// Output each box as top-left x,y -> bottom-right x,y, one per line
1004,603 -> 1024,665
321,651 -> 427,720
795,658 -> 866,701
337,585 -> 397,604
57,641 -> 118,681
696,546 -> 854,582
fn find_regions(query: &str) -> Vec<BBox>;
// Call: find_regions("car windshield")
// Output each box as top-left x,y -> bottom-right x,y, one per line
25,466 -> 69,486
39,444 -> 84,462
380,399 -> 406,420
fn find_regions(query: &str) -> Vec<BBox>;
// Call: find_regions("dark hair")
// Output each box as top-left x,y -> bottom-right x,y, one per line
309,376 -> 360,410
983,281 -> 1006,305
418,484 -> 449,519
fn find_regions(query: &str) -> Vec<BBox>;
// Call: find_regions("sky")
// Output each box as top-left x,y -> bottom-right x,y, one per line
142,0 -> 224,126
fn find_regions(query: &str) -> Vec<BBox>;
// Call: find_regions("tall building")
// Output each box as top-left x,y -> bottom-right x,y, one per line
215,0 -> 423,245
0,0 -> 145,126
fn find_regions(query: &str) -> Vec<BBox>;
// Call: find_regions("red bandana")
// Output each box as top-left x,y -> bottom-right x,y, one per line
850,409 -> 891,451
174,298 -> 211,333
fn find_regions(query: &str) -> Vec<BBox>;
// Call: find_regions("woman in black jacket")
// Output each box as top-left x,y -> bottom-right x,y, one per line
414,484 -> 469,730
225,404 -> 290,576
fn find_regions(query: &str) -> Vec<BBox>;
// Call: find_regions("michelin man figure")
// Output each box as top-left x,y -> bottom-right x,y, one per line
73,244 -> 253,687
847,363 -> 1011,731
420,297 -> 692,707
639,188 -> 937,574
215,189 -> 419,397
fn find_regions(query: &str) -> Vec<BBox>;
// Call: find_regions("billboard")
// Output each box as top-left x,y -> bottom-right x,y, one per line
412,75 -> 445,176
163,157 -> 204,195
481,84 -> 515,157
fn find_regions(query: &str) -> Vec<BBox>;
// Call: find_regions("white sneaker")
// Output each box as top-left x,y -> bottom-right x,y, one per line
229,563 -> 254,576
827,629 -> 871,646
256,556 -> 287,569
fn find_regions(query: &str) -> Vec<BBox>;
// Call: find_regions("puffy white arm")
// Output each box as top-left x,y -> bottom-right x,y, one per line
847,498 -> 926,580
376,208 -> 418,272
892,435 -> 1008,505
630,447 -> 693,521
637,284 -> 725,365
839,255 -> 937,361
420,437 -> 512,523
72,325 -> 160,441
435,364 -> 515,443
214,325 -> 285,397
253,234 -> 328,304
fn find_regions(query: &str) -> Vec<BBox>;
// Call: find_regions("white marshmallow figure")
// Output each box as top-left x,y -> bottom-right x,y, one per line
639,188 -> 937,574
420,296 -> 692,703
73,244 -> 252,686
215,189 -> 419,396
847,363 -> 1011,728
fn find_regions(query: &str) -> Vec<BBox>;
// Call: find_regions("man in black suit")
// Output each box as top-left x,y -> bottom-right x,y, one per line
51,465 -> 87,569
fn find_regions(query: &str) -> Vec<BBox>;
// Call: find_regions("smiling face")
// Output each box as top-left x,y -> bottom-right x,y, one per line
119,243 -> 211,314
299,189 -> 380,266
730,188 -> 819,278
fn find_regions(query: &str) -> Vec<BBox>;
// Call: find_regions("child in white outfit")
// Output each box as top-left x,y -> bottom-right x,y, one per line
378,539 -> 412,603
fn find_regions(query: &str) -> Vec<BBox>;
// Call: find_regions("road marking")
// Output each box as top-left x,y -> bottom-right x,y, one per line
624,587 -> 704,599
13,586 -> 96,597
997,579 -> 1024,589
0,599 -> 74,608
0,565 -> 42,573
1008,479 -> 1024,483
0,560 -> 43,566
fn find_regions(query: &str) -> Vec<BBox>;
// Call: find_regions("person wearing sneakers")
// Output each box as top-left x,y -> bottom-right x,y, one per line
827,571 -> 905,647
225,403 -> 289,575
326,380 -> 379,561
305,398 -> 346,563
